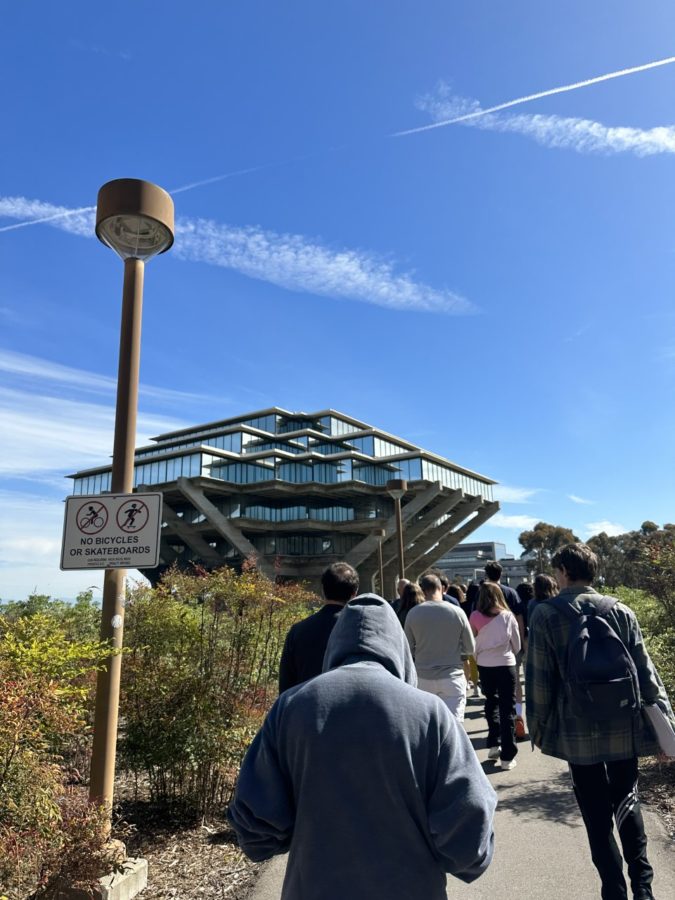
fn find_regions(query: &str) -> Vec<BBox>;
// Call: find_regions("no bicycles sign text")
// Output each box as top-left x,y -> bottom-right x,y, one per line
60,492 -> 163,570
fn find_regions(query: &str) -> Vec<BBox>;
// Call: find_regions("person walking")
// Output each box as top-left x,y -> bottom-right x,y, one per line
228,594 -> 497,900
405,573 -> 475,721
527,573 -> 557,625
278,562 -> 359,693
484,561 -> 527,737
394,580 -> 424,628
527,543 -> 673,900
470,582 -> 521,770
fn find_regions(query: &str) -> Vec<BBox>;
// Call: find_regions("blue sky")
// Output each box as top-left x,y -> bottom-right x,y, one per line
2,1 -> 675,600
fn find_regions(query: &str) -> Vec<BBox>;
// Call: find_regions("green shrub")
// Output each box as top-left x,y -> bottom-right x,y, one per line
119,566 -> 316,814
613,586 -> 675,699
0,614 -> 112,898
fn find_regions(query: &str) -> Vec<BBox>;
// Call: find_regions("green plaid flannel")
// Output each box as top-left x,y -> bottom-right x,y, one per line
525,586 -> 665,765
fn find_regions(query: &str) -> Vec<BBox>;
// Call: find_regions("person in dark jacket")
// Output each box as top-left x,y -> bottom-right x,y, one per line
527,543 -> 673,900
229,594 -> 496,900
278,561 -> 358,693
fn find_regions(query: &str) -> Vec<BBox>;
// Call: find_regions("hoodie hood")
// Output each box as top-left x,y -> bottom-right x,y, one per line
322,592 -> 417,686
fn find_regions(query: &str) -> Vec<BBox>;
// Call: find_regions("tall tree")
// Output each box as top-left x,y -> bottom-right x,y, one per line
518,522 -> 579,573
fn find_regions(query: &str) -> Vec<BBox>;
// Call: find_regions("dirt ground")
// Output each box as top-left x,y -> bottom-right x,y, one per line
639,756 -> 675,839
115,799 -> 260,900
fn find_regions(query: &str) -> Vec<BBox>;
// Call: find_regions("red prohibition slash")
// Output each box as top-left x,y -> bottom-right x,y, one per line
116,499 -> 149,533
77,501 -> 108,535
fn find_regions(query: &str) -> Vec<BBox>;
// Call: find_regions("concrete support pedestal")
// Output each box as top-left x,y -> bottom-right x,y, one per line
56,858 -> 147,900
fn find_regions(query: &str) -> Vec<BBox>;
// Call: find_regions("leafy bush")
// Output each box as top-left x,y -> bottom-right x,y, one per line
614,587 -> 675,700
120,566 -> 316,814
0,614 -> 112,898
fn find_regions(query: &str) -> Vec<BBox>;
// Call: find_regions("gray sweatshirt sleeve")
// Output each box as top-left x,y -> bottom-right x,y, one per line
227,706 -> 295,861
404,618 -> 416,659
427,715 -> 497,883
459,612 -> 476,659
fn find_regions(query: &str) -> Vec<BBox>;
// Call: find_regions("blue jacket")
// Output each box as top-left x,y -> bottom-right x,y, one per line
228,593 -> 496,900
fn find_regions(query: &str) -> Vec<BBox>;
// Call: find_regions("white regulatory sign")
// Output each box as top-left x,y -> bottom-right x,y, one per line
60,492 -> 163,571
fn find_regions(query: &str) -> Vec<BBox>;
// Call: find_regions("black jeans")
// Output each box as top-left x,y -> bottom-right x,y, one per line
569,757 -> 654,900
477,664 -> 517,762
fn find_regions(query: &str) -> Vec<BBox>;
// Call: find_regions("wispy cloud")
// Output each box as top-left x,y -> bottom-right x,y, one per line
399,54 -> 675,138
584,519 -> 627,538
0,348 -> 219,407
569,493 -> 594,505
493,485 -> 540,504
0,196 -> 474,315
417,83 -> 675,157
0,385 -> 185,477
490,513 -> 540,530
69,39 -> 131,62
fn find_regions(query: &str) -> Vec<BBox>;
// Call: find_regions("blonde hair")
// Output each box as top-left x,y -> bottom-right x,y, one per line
477,582 -> 509,617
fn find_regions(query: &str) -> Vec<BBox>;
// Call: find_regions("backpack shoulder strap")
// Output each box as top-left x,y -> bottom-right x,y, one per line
593,595 -> 619,617
545,595 -> 581,622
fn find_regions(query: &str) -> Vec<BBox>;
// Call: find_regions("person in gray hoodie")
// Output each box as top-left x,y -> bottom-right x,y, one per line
227,593 -> 497,900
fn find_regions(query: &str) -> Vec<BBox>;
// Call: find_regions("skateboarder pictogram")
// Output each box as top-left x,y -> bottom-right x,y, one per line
77,502 -> 108,535
117,499 -> 149,533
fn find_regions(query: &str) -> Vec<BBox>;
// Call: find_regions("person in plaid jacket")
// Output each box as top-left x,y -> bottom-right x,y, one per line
526,543 -> 670,900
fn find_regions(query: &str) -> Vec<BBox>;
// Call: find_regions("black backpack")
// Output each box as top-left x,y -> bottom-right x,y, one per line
549,596 -> 641,722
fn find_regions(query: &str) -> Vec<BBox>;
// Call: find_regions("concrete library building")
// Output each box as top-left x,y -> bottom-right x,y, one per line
70,407 -> 499,593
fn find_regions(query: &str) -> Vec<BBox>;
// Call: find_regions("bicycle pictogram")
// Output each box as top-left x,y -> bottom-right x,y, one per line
77,502 -> 108,535
117,499 -> 149,533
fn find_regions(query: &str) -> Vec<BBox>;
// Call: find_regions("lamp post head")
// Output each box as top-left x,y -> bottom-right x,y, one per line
373,528 -> 386,540
386,478 -> 408,501
96,178 -> 174,261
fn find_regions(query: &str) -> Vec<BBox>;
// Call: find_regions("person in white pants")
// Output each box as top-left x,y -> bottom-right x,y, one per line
404,573 -> 475,721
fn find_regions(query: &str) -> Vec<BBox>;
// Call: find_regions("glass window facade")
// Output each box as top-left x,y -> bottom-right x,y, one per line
251,533 -> 361,557
70,410 -> 493,502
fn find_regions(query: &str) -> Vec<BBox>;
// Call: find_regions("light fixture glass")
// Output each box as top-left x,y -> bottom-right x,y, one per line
97,213 -> 173,261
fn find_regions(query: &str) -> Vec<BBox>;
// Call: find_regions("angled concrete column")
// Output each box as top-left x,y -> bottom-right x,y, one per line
177,478 -> 275,579
405,495 -> 484,572
345,481 -> 443,571
161,501 -> 224,567
407,500 -> 500,581
158,536 -> 180,565
399,489 -> 462,548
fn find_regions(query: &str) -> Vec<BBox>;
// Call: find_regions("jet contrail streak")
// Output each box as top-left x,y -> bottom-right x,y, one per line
392,55 -> 675,137
170,164 -> 279,194
170,151 -> 322,194
2,54 -> 674,237
0,206 -> 95,233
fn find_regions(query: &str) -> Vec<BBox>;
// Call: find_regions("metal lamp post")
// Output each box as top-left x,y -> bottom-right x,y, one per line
373,528 -> 386,596
89,179 -> 174,812
386,479 -> 407,584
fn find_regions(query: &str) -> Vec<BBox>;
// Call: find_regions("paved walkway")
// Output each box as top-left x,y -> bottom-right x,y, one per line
247,695 -> 675,899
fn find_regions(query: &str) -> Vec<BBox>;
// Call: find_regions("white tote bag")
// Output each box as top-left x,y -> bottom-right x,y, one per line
643,701 -> 675,757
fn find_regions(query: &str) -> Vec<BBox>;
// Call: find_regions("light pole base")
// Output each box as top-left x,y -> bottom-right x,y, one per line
55,857 -> 148,900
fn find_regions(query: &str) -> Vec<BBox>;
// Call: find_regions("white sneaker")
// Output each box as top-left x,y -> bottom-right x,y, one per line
487,746 -> 501,760
472,684 -> 481,697
500,758 -> 517,771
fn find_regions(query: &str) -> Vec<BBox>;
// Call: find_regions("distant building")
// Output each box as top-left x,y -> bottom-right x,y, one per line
69,407 -> 499,592
436,541 -> 531,587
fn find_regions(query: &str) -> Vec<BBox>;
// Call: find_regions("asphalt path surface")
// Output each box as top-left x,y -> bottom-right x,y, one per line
247,694 -> 675,899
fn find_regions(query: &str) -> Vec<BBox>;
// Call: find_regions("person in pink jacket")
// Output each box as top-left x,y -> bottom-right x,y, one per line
470,583 -> 521,770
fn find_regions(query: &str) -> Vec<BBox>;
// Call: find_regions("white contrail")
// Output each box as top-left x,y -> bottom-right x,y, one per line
170,164 -> 280,194
392,55 -> 675,138
170,151 -> 320,194
2,54 -> 674,237
0,205 -> 95,233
